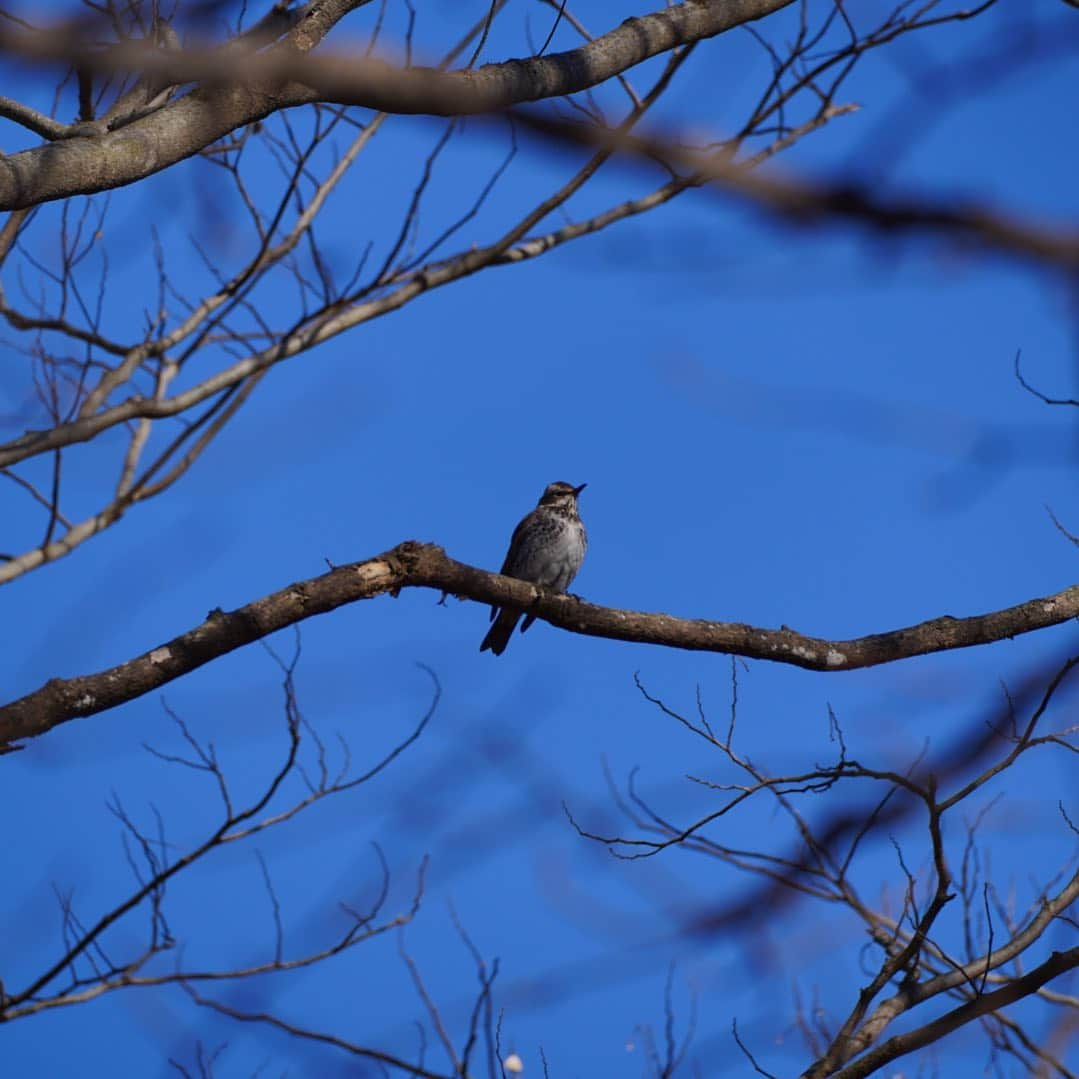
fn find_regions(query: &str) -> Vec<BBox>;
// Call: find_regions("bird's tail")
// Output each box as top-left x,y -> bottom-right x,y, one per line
480,608 -> 521,655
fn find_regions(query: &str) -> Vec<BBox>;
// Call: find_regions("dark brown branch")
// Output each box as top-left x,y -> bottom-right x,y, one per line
0,95 -> 69,139
1,542 -> 1076,749
512,109 -> 1079,272
185,985 -> 461,1079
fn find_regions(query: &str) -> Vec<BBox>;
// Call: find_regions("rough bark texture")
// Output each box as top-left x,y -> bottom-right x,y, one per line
1,541 -> 1075,749
0,0 -> 795,209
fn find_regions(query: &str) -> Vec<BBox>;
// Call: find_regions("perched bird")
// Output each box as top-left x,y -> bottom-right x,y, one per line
480,481 -> 588,656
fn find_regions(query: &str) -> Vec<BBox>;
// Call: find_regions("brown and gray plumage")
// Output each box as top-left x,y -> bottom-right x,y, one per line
480,481 -> 588,656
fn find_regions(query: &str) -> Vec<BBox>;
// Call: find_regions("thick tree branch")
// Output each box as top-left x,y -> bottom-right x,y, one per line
0,3 -> 1062,278
516,108 -> 1079,271
1,541 -> 1076,749
0,0 -> 794,210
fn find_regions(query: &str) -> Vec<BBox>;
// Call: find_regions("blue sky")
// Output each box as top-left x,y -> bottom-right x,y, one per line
2,1 -> 1078,1075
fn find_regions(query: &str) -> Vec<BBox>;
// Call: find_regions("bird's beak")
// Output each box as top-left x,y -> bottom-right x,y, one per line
573,483 -> 587,496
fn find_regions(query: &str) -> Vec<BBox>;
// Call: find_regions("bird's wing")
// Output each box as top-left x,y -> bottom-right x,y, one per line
499,509 -> 536,576
489,509 -> 536,621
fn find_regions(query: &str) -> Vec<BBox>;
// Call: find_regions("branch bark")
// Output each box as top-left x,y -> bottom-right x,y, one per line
829,947 -> 1079,1079
0,0 -> 794,210
2,541 -> 1076,749
820,864 -> 1079,1073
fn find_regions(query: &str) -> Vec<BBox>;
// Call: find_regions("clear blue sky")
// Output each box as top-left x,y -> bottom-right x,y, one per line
3,2 -> 1078,1075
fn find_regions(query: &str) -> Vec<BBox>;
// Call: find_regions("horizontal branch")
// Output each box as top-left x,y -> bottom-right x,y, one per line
1,542 -> 1076,749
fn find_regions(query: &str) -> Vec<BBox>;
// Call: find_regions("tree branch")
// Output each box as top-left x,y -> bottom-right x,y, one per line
513,108 -> 1079,272
0,95 -> 69,139
827,863 -> 1079,1071
829,947 -> 1079,1079
1,541 -> 1076,749
0,0 -> 795,210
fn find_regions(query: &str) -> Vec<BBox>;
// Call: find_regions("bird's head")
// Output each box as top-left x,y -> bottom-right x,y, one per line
538,481 -> 587,508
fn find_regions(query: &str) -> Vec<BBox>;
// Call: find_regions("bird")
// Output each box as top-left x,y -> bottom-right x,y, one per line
480,481 -> 588,656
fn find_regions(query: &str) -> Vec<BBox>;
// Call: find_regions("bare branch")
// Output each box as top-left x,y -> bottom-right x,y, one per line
1,541 -> 1076,747
0,0 -> 797,210
829,947 -> 1079,1079
0,95 -> 69,139
512,107 -> 1079,273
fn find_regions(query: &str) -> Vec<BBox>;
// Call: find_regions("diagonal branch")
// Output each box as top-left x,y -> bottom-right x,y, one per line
1,541 -> 1076,749
0,94 -> 69,139
825,863 -> 1079,1071
0,0 -> 795,210
512,108 -> 1079,271
829,947 -> 1079,1079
